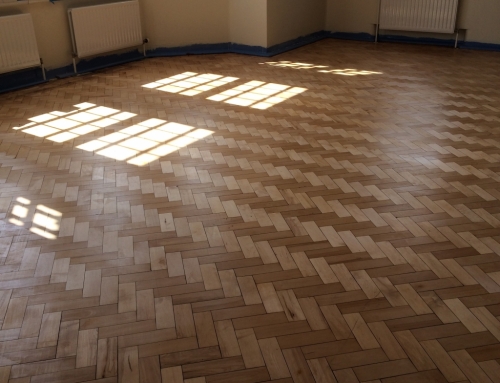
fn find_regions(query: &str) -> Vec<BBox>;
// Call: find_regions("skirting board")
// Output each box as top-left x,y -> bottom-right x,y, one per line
1,30 -> 499,94
328,31 -> 500,51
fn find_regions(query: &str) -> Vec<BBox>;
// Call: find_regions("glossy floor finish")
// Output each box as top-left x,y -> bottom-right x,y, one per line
1,39 -> 500,383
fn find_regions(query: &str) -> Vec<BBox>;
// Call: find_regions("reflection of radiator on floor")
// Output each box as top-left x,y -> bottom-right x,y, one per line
376,0 -> 460,46
0,14 -> 45,79
68,1 -> 147,73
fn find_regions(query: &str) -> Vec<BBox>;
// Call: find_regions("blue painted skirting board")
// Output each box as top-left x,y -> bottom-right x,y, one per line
147,31 -> 327,58
0,67 -> 47,94
1,30 -> 499,94
460,41 -> 500,52
328,31 -> 500,51
329,31 -> 458,47
327,32 -> 375,42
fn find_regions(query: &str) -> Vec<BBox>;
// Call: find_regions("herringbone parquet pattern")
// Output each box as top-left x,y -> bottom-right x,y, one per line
1,39 -> 500,383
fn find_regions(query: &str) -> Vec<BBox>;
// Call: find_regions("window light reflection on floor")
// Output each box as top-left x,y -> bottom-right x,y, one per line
318,68 -> 383,76
9,197 -> 62,240
143,73 -> 308,109
76,119 -> 214,166
207,81 -> 307,110
13,103 -> 137,143
142,72 -> 239,96
263,61 -> 329,70
13,103 -> 213,167
262,61 -> 382,76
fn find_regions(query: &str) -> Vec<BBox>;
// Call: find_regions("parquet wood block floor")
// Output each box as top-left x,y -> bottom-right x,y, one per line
0,39 -> 500,383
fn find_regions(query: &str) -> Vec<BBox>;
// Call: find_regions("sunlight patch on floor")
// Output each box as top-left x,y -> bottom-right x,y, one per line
143,73 -> 308,109
76,120 -> 214,166
262,61 -> 329,70
207,81 -> 307,110
13,103 -> 136,143
142,72 -> 239,96
13,103 -> 214,167
319,68 -> 383,76
9,197 -> 62,240
262,61 -> 383,76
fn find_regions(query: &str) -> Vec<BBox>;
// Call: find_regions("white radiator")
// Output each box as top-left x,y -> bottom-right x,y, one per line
68,1 -> 143,59
0,14 -> 43,76
379,0 -> 459,34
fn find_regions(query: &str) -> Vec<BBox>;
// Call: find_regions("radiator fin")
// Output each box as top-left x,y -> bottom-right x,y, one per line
69,1 -> 143,59
380,0 -> 459,34
0,14 -> 41,75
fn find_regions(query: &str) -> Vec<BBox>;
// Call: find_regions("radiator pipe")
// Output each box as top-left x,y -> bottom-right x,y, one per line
72,55 -> 78,74
143,38 -> 149,57
40,58 -> 46,81
375,0 -> 382,43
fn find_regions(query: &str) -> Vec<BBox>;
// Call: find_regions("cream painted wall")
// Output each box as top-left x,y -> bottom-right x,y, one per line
326,0 -> 500,44
229,0 -> 267,47
30,3 -> 74,69
141,0 -> 229,49
325,0 -> 378,34
458,0 -> 500,44
267,0 -> 325,47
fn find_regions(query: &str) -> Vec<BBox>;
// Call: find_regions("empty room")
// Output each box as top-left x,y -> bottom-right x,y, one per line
1,0 -> 500,382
